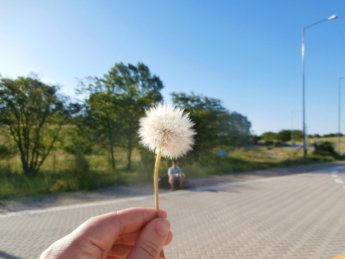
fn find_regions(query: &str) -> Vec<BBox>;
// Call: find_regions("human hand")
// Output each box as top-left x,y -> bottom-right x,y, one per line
40,207 -> 172,259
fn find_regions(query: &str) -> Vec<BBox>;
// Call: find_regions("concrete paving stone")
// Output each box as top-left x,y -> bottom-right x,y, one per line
1,165 -> 345,258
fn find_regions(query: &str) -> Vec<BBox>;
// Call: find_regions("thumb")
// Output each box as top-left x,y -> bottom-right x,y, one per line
128,218 -> 171,259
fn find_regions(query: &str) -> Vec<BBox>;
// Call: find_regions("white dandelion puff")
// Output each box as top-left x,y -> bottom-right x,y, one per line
139,104 -> 195,158
138,104 -> 195,259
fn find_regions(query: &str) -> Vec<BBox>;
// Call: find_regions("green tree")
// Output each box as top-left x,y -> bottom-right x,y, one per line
80,62 -> 163,170
277,130 -> 291,142
0,126 -> 17,160
85,92 -> 122,171
63,102 -> 94,156
172,92 -> 251,160
261,131 -> 277,142
0,76 -> 66,176
227,112 -> 252,145
291,130 -> 302,142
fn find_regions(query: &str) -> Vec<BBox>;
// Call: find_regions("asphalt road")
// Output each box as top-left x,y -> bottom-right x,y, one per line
1,163 -> 345,258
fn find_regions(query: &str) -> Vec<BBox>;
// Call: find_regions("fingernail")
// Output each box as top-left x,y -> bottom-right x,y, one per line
155,219 -> 170,237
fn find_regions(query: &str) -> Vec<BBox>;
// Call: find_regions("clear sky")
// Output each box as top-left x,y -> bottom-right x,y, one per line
1,0 -> 345,135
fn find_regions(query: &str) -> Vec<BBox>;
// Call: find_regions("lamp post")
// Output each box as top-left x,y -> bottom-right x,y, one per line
301,14 -> 338,159
290,110 -> 301,145
337,76 -> 345,153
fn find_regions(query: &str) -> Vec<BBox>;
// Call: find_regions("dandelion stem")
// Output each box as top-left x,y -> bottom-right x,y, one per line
154,150 -> 162,215
153,150 -> 166,259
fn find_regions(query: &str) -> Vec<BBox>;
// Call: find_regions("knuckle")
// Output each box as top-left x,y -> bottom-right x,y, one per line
139,239 -> 161,257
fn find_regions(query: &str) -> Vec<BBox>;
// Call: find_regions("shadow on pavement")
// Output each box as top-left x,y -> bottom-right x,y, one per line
0,250 -> 21,259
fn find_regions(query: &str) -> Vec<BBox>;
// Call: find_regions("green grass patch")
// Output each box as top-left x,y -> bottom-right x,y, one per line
0,145 -> 337,200
178,146 -> 335,178
0,169 -> 129,200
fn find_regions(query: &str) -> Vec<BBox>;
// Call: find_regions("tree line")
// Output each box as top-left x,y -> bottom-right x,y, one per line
0,62 -> 252,176
259,130 -> 341,144
259,130 -> 303,143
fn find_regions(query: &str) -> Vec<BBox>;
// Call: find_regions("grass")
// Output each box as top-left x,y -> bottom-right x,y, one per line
0,169 -> 130,200
307,136 -> 345,152
0,145 -> 337,200
179,145 -> 335,178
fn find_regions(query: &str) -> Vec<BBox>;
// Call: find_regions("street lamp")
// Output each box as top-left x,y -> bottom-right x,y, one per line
301,14 -> 338,159
290,110 -> 301,145
337,76 -> 345,153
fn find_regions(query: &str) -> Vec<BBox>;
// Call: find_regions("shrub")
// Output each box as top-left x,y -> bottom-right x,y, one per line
274,141 -> 289,147
313,141 -> 338,158
0,144 -> 16,159
49,179 -> 68,192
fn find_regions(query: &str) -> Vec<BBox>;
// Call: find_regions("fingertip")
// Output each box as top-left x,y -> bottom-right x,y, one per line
155,218 -> 170,237
127,218 -> 171,259
159,209 -> 168,218
164,231 -> 173,245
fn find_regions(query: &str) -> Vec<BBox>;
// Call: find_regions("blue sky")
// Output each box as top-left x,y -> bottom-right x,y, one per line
1,0 -> 345,135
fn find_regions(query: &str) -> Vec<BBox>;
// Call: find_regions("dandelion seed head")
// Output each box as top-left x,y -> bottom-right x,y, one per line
139,104 -> 195,158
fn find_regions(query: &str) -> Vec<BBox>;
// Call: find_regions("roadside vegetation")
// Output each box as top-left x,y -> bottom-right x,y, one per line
0,144 -> 336,200
0,64 -> 342,200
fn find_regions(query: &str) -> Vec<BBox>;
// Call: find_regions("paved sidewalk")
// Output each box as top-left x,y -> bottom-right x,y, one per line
1,163 -> 345,258
0,162 -> 340,214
